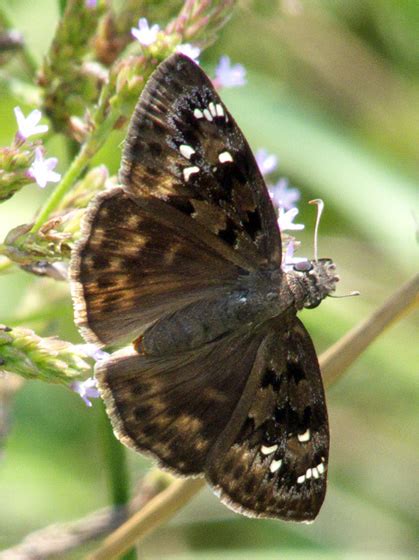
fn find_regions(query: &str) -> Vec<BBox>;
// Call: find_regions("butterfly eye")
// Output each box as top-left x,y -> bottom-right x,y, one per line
304,300 -> 321,309
293,261 -> 313,273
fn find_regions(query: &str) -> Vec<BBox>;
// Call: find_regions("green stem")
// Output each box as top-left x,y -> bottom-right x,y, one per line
58,0 -> 68,16
30,108 -> 119,232
98,402 -> 137,560
31,145 -> 91,232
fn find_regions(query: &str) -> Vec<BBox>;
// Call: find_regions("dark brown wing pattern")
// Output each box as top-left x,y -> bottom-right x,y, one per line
96,330 -> 268,475
71,53 -> 330,523
206,318 -> 329,521
121,53 -> 282,268
71,187 -> 241,346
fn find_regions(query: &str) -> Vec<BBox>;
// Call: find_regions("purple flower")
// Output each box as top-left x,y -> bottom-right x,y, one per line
28,147 -> 61,188
131,18 -> 160,47
269,178 -> 300,211
278,207 -> 304,231
75,343 -> 109,362
14,107 -> 48,141
85,0 -> 97,8
255,148 -> 278,176
282,239 -> 308,271
176,43 -> 200,62
71,377 -> 100,408
214,56 -> 246,88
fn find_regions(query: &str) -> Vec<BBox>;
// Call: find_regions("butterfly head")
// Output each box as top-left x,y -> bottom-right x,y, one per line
292,258 -> 339,309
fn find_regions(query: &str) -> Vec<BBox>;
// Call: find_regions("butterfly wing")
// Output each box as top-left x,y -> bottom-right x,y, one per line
71,187 -> 243,346
95,329 -> 269,475
71,53 -> 283,346
121,53 -> 282,268
205,318 -> 329,521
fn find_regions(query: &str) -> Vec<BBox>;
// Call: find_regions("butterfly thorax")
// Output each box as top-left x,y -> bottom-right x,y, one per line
285,258 -> 339,310
138,262 -> 338,357
139,268 -> 294,356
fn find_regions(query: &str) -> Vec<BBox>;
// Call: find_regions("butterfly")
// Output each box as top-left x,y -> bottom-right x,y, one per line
70,53 -> 339,522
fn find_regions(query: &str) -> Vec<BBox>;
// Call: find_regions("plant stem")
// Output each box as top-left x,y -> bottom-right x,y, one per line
58,0 -> 67,16
321,273 -> 419,387
98,402 -> 136,560
30,106 -> 119,233
30,146 -> 89,232
0,472 -> 172,559
88,478 -> 205,560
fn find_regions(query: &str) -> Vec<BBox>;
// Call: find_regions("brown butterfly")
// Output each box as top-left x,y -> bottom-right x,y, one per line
70,53 -> 339,521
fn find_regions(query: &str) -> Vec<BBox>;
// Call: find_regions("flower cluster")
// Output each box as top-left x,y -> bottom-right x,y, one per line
14,107 -> 61,189
0,107 -> 62,201
255,149 -> 307,270
14,107 -> 48,142
71,377 -> 100,407
28,147 -> 61,189
71,344 -> 109,406
131,18 -> 201,62
213,55 -> 246,88
131,18 -> 160,47
131,18 -> 246,88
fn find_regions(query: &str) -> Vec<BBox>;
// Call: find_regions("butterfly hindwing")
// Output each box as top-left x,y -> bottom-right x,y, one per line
121,53 -> 282,268
95,330 -> 268,475
205,318 -> 329,521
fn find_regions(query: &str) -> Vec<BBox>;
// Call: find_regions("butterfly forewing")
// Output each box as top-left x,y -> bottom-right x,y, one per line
71,187 -> 242,345
121,54 -> 282,268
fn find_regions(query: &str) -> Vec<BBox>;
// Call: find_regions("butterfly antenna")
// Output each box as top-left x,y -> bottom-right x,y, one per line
308,199 -> 324,262
329,291 -> 360,299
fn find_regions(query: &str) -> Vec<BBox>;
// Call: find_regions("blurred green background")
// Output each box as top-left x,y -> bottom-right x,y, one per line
0,0 -> 418,558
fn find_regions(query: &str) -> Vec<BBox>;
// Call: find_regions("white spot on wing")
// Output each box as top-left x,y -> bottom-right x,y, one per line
269,459 -> 282,473
297,460 -> 325,485
209,102 -> 217,117
218,151 -> 233,164
193,108 -> 203,119
203,108 -> 213,121
261,444 -> 278,455
183,166 -> 199,181
298,429 -> 311,443
216,103 -> 224,117
179,144 -> 195,159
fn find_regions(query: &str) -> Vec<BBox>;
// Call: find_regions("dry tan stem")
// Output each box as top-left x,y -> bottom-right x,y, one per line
0,471 -> 173,560
88,478 -> 205,560
88,274 -> 418,560
321,273 -> 418,387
